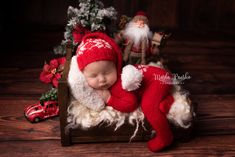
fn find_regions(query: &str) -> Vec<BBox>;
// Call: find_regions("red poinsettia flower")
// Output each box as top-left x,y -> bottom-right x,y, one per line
40,57 -> 66,87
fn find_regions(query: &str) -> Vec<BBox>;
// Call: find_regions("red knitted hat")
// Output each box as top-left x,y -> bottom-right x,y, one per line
76,32 -> 123,75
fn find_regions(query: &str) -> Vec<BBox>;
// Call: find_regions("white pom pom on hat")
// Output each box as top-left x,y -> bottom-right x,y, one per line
121,65 -> 143,91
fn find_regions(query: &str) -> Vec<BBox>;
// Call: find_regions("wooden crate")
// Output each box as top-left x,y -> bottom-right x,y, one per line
58,46 -> 193,146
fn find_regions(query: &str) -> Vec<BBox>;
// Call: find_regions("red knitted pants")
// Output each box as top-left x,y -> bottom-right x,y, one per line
139,66 -> 173,152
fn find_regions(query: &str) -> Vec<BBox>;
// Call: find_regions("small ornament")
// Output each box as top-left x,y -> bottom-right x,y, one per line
24,88 -> 59,123
24,100 -> 59,123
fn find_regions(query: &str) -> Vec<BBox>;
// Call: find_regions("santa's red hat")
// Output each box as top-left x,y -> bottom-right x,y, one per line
136,11 -> 147,17
76,32 -> 123,75
133,11 -> 149,24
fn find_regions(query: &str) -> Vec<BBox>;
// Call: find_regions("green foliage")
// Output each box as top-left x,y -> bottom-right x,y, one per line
39,88 -> 58,103
53,0 -> 117,55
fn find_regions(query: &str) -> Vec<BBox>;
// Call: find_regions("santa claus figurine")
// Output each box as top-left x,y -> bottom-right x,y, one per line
122,11 -> 154,65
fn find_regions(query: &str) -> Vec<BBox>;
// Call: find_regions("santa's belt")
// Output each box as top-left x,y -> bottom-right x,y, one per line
130,51 -> 142,57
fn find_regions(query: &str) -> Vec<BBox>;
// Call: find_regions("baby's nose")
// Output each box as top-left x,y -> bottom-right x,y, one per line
98,75 -> 106,83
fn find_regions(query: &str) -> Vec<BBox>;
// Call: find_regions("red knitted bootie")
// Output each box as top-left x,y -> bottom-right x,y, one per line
147,128 -> 173,152
159,95 -> 174,114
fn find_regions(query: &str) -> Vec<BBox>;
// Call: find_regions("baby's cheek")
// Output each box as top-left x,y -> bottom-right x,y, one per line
87,78 -> 96,87
110,76 -> 117,86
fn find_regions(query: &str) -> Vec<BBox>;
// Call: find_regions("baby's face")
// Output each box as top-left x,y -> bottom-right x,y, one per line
83,61 -> 117,90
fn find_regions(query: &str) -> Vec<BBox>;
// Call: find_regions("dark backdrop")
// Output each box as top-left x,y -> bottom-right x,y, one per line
0,0 -> 235,68
1,0 -> 235,32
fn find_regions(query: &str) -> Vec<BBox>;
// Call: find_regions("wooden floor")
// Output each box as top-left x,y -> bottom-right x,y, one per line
0,30 -> 235,156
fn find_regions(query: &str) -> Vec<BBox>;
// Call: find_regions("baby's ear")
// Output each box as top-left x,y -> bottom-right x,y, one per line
121,65 -> 143,91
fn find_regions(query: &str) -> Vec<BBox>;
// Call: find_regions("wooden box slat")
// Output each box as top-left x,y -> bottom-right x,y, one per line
70,123 -> 152,143
59,45 -> 73,146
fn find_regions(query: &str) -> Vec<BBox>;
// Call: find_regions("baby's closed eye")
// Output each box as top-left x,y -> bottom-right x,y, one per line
88,73 -> 97,78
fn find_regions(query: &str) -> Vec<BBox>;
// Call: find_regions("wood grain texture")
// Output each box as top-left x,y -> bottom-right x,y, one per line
0,94 -> 234,142
192,95 -> 235,135
0,135 -> 235,157
0,97 -> 60,141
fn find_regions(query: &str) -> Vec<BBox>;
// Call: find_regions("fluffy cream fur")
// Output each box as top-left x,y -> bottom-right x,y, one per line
168,85 -> 193,128
123,21 -> 152,47
66,100 -> 145,141
67,57 -> 194,140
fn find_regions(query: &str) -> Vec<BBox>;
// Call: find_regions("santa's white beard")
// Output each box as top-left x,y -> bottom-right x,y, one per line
123,21 -> 152,47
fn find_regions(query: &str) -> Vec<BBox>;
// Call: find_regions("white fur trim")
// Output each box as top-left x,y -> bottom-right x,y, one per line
68,56 -> 105,111
121,65 -> 143,91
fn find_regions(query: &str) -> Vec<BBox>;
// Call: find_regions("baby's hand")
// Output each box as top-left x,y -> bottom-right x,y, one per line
96,89 -> 111,102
